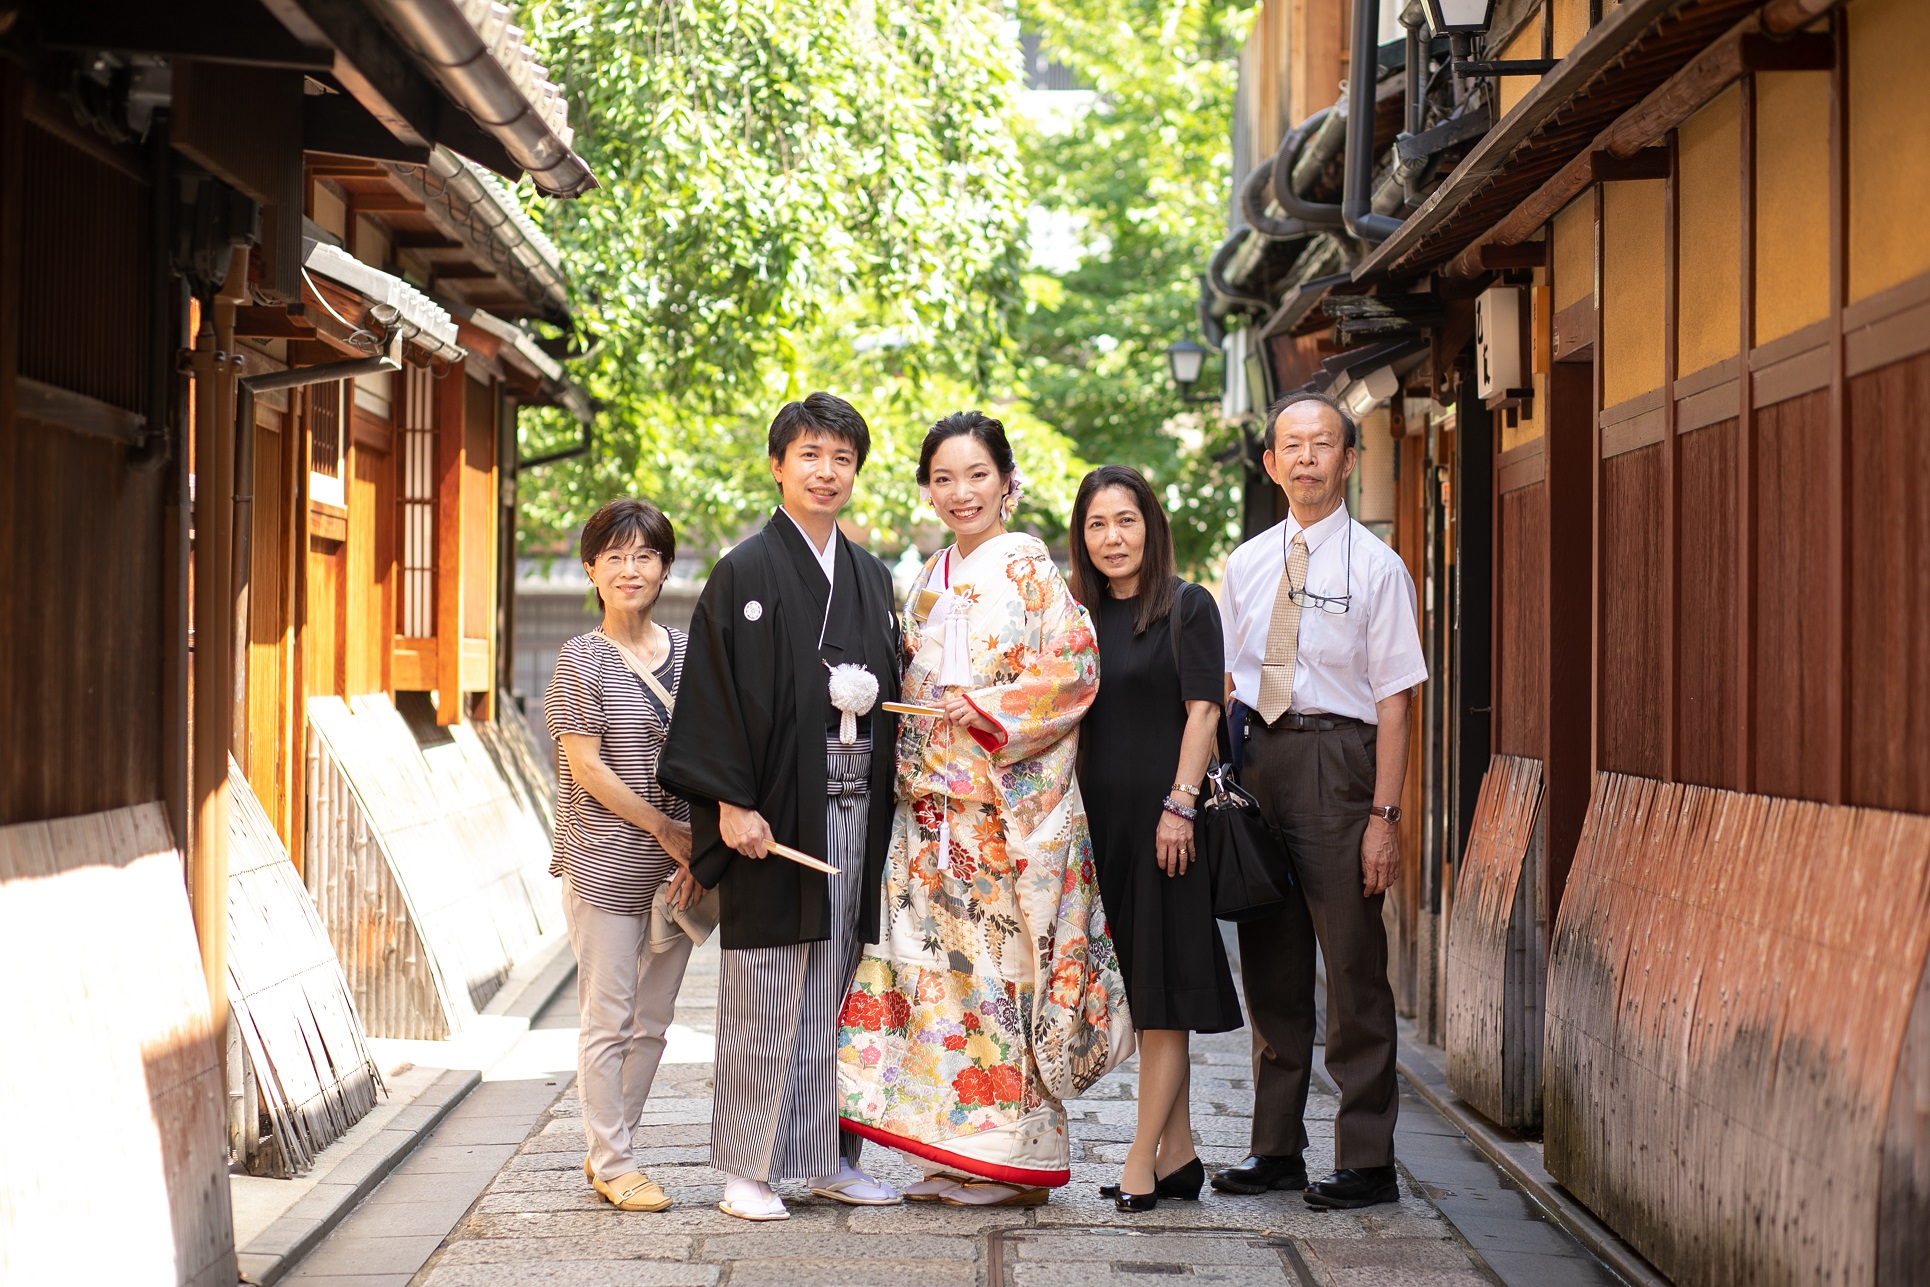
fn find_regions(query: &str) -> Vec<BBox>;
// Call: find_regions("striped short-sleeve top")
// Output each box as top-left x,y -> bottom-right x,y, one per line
544,628 -> 689,915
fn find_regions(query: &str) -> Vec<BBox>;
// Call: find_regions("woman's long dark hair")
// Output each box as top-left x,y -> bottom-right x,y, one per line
1067,465 -> 1177,636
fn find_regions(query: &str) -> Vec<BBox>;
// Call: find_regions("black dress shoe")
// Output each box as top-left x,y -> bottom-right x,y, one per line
1303,1166 -> 1400,1209
1101,1156 -> 1205,1202
1210,1154 -> 1308,1195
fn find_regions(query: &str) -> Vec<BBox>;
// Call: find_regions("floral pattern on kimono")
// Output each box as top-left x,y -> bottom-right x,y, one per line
836,532 -> 1132,1181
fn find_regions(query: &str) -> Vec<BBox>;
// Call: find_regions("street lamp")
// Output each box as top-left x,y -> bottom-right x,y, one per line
1419,0 -> 1494,35
1164,338 -> 1216,404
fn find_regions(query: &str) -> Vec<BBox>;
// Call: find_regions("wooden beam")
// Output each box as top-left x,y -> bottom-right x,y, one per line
37,0 -> 334,70
235,304 -> 315,340
1590,148 -> 1670,183
304,93 -> 431,166
1447,2 -> 1847,278
433,361 -> 465,726
1480,241 -> 1549,270
1738,32 -> 1834,72
1590,183 -> 1605,779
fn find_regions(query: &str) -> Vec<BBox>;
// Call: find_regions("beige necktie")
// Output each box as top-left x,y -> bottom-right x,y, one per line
1255,533 -> 1309,724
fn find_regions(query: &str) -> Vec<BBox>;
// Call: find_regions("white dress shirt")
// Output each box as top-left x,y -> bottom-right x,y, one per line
1221,504 -> 1427,724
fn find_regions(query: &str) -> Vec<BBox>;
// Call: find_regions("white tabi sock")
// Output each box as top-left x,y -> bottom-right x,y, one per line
810,1160 -> 897,1202
723,1175 -> 785,1217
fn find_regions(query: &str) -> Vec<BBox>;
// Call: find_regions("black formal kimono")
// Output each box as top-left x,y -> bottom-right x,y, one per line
660,509 -> 900,949
658,508 -> 901,1182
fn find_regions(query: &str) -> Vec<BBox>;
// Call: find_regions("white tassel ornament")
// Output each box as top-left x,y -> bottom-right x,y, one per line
827,663 -> 879,746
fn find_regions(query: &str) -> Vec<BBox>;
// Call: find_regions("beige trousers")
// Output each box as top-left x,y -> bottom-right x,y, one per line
563,878 -> 695,1181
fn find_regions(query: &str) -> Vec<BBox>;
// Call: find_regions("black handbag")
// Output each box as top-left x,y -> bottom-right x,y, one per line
1196,761 -> 1293,922
1164,582 -> 1292,922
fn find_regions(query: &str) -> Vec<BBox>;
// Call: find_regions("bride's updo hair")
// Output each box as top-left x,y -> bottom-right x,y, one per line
916,410 -> 1015,487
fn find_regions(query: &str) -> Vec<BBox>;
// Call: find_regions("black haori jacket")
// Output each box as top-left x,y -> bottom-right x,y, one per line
659,510 -> 900,950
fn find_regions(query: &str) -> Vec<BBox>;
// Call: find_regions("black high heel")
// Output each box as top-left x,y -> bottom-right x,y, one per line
1099,1157 -> 1204,1202
1156,1157 -> 1204,1201
1113,1190 -> 1159,1212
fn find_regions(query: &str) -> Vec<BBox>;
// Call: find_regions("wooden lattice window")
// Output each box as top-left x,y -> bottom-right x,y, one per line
397,366 -> 437,637
307,381 -> 345,507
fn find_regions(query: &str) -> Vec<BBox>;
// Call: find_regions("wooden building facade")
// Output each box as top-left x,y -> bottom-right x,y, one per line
1211,0 -> 1927,1280
0,0 -> 592,1279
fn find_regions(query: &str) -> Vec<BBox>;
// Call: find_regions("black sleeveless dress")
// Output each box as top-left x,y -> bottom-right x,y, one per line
1079,580 -> 1243,1034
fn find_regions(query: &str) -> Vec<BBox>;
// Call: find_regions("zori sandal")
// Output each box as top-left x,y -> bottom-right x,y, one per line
939,1181 -> 1049,1207
717,1196 -> 790,1221
808,1174 -> 903,1206
592,1170 -> 671,1212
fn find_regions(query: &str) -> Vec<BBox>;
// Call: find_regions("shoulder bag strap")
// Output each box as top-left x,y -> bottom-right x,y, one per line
603,631 -> 676,715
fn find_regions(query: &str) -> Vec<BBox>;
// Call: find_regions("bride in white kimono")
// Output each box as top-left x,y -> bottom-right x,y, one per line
835,411 -> 1132,1205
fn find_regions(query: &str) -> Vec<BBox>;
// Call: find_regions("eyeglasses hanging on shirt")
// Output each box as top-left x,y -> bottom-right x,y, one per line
1280,509 -> 1353,616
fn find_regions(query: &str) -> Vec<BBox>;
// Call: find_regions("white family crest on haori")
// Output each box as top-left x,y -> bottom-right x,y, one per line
826,663 -> 878,746
743,600 -> 763,622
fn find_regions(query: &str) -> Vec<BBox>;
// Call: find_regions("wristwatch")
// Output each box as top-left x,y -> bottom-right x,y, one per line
1369,805 -> 1401,823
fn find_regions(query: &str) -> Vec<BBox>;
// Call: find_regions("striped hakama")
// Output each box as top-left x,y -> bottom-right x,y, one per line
711,735 -> 871,1181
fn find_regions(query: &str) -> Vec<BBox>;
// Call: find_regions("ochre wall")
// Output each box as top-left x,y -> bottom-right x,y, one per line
1847,0 -> 1930,304
1602,180 -> 1666,407
1753,72 -> 1829,345
1675,88 -> 1741,380
1552,199 -> 1593,313
1497,16 -> 1544,120
1550,0 -> 1590,61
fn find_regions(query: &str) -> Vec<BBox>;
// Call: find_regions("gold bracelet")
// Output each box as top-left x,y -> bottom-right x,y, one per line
1170,782 -> 1200,797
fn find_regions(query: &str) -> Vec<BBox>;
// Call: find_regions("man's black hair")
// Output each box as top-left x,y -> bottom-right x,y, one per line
1263,388 -> 1359,452
767,391 -> 870,469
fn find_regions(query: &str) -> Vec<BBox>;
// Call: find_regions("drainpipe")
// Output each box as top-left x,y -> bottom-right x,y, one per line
1343,0 -> 1406,245
129,112 -> 173,473
191,244 -> 250,1035
1274,108 -> 1347,229
1240,159 -> 1316,241
230,349 -> 400,759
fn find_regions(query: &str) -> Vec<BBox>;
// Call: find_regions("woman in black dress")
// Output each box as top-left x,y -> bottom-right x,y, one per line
1070,466 -> 1242,1212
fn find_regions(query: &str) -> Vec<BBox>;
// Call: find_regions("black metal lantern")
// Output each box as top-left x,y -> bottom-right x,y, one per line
1421,0 -> 1495,35
1165,339 -> 1208,395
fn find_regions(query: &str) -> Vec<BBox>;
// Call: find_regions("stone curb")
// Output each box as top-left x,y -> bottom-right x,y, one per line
237,934 -> 579,1285
236,1066 -> 480,1285
1394,1028 -> 1673,1287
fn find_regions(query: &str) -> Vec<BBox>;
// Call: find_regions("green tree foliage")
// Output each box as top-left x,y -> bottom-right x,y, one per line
1016,0 -> 1256,572
514,0 -> 1080,559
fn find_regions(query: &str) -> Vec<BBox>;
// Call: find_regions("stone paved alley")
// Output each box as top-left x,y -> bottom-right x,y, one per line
282,936 -> 1619,1287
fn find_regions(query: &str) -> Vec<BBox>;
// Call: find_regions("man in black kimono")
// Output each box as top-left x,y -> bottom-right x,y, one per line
659,392 -> 903,1221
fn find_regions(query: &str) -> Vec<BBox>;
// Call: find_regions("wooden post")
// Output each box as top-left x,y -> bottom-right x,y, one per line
190,245 -> 248,1031
1590,184 -> 1606,781
1735,74 -> 1758,794
1822,14 -> 1848,803
0,68 -> 20,825
434,360 -> 466,726
1661,132 -> 1681,783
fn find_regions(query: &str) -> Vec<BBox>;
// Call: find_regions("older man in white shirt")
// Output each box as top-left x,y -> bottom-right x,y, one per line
1211,390 -> 1426,1211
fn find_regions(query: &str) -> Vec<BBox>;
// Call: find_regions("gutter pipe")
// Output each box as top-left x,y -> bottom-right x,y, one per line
1343,0 -> 1406,245
1206,231 -> 1273,314
1273,109 -> 1347,229
230,351 -> 400,758
376,0 -> 597,198
1239,159 -> 1316,241
129,112 -> 173,472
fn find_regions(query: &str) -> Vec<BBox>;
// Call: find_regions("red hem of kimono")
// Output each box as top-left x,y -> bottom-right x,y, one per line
838,1117 -> 1070,1188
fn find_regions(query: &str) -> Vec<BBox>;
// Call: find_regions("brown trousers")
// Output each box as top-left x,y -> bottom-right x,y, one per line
1235,717 -> 1398,1169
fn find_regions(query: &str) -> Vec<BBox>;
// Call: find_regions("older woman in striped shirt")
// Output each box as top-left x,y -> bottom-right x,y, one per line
545,498 -> 701,1213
